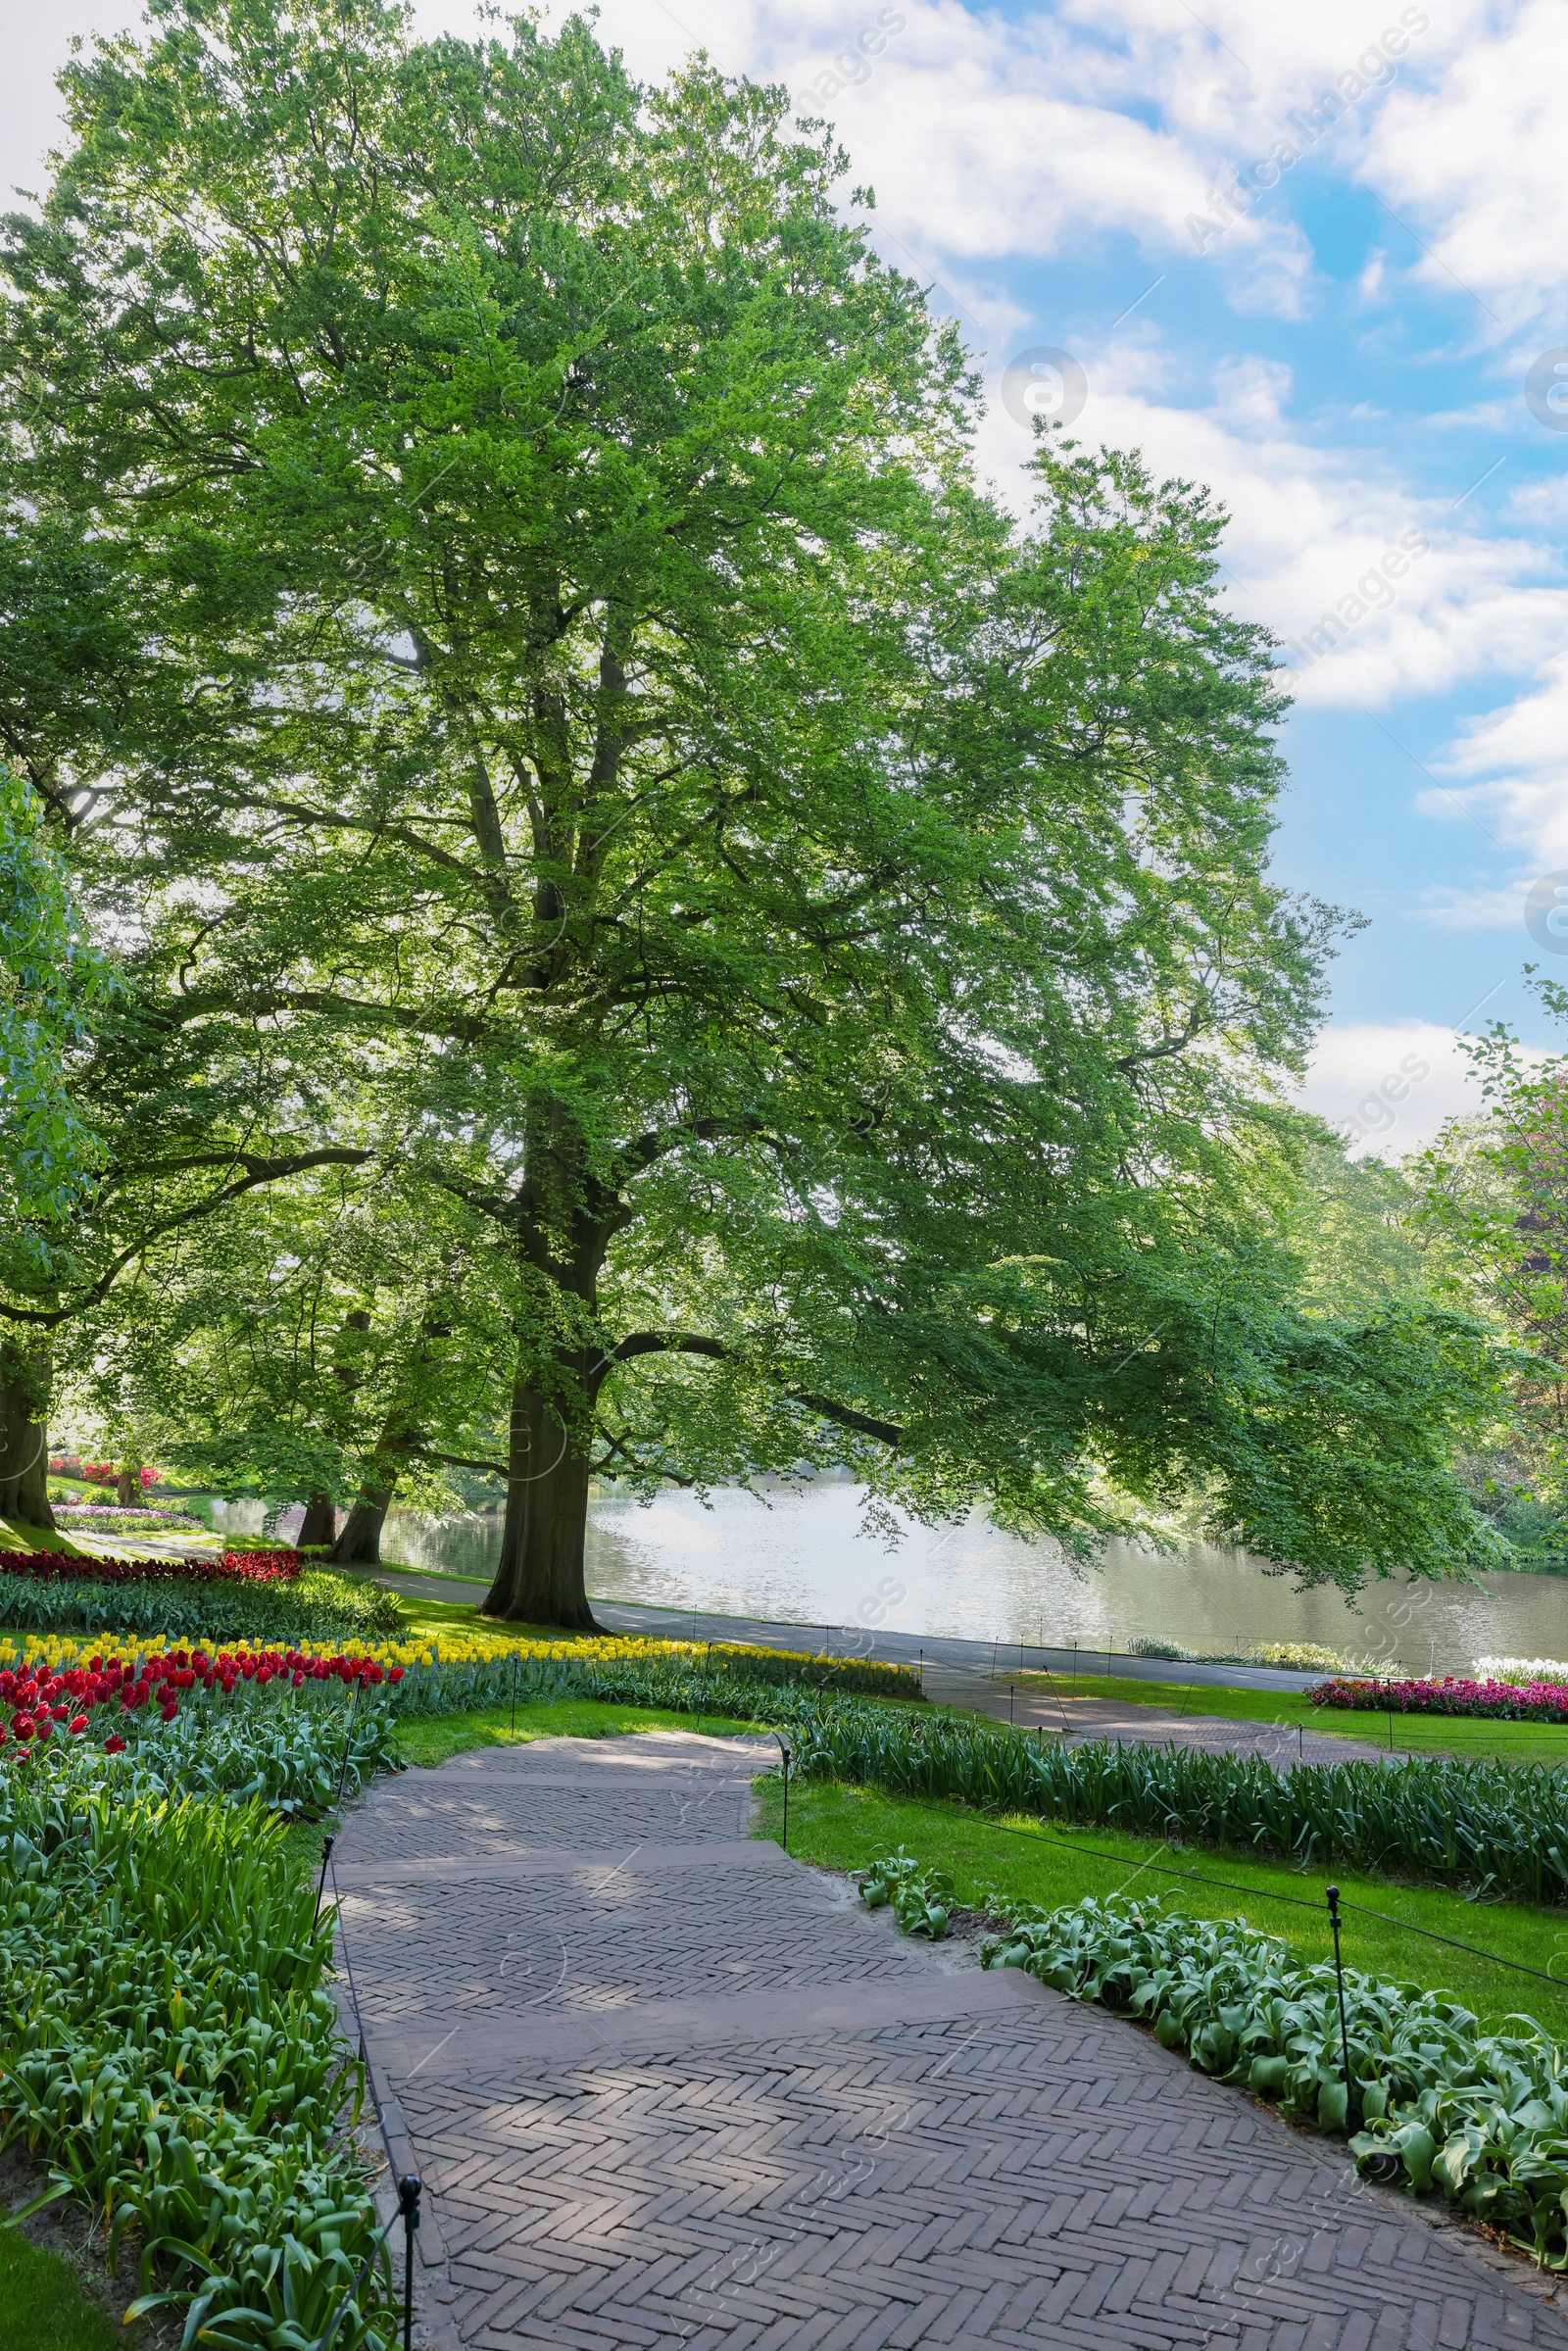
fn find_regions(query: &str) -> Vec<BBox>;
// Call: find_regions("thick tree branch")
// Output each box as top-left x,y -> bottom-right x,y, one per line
608,1332 -> 903,1448
1114,1000 -> 1206,1073
614,1113 -> 776,1179
0,1148 -> 373,1328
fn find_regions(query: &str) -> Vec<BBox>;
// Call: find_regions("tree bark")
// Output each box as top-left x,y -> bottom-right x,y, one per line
330,1483 -> 395,1564
0,1347 -> 56,1532
482,1376 -> 599,1629
115,1459 -> 147,1507
298,1491 -> 337,1547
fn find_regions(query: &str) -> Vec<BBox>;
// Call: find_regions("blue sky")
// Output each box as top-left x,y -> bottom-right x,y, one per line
8,0 -> 1567,1154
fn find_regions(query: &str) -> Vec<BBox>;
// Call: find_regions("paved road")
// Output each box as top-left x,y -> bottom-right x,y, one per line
335,1731 -> 1568,2349
361,1566 -> 1332,1693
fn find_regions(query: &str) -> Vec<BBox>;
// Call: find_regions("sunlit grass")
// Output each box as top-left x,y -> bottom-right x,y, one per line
1009,1668 -> 1568,1766
756,1776 -> 1568,2037
393,1694 -> 760,1767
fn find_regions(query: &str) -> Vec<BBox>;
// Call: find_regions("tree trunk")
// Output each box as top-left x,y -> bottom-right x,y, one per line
482,1378 -> 599,1628
298,1491 -> 337,1547
0,1347 -> 56,1532
330,1486 -> 394,1564
116,1459 -> 146,1507
328,1403 -> 421,1566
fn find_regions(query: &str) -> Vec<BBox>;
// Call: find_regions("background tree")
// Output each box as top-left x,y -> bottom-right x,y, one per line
0,763 -> 106,1525
89,1159 -> 509,1557
0,0 -> 1516,1616
1415,1011 -> 1568,1558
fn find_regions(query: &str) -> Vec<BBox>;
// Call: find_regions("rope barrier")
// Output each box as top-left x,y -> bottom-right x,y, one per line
892,1797 -> 1568,1989
316,1854 -> 422,2351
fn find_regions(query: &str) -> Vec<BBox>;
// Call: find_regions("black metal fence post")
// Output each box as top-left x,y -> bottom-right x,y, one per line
1326,1884 -> 1353,2113
313,1832 -> 336,1929
772,1732 -> 791,1853
399,2173 -> 421,2351
333,1677 -> 363,1810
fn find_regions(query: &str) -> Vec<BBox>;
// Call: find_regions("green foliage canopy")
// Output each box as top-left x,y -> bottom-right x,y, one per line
0,0 -> 1516,1602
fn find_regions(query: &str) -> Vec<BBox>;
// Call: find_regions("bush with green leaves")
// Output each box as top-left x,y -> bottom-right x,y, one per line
975,1889 -> 1568,2268
0,1756 -> 394,2346
858,1850 -> 952,1938
785,1698 -> 1568,1902
0,1566 -> 403,1642
141,1682 -> 398,1816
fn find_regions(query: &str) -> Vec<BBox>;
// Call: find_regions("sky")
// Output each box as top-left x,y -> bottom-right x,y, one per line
6,0 -> 1568,1157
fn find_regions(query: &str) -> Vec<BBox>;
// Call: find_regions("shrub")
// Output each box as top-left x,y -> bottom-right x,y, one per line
785,1698 -> 1568,1902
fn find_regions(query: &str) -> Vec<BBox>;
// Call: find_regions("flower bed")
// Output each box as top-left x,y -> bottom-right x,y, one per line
1,1545 -> 303,1583
0,1554 -> 403,1642
372,1629 -> 923,1714
5,1625 -> 920,1748
974,1888 -> 1568,2267
48,1503 -> 204,1530
0,1640 -> 402,1812
1478,1655 -> 1568,1689
1313,1674 -> 1568,1723
1,1641 -> 397,1741
0,1764 -> 391,2346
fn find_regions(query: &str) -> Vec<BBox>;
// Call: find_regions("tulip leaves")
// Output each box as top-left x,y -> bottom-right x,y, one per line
978,1889 -> 1568,2269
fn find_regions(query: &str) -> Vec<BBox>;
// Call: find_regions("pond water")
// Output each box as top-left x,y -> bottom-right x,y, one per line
192,1481 -> 1568,1676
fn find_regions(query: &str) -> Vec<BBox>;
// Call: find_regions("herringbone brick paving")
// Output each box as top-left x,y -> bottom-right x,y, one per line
338,1732 -> 1568,2349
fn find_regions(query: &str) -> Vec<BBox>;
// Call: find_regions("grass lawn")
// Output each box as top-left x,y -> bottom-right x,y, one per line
395,1694 -> 762,1767
0,1514 -> 84,1554
0,2229 -> 125,2351
379,1558 -> 490,1585
755,1775 -> 1568,2038
376,1586 -> 739,1649
1011,1668 -> 1568,1767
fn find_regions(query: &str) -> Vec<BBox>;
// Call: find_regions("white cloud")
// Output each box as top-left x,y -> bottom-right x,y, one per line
1413,881 -> 1535,933
1297,1018 -> 1502,1157
1363,0 -> 1568,336
1508,478 -> 1568,526
972,342 -> 1568,714
1435,652 -> 1568,869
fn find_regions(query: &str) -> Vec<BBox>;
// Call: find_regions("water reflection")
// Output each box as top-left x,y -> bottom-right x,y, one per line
190,1483 -> 1568,1674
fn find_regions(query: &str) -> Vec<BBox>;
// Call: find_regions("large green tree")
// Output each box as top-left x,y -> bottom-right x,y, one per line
0,0 -> 1513,1617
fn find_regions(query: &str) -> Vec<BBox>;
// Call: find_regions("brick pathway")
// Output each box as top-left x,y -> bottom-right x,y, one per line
977,1689 -> 1393,1768
336,1732 -> 1568,2350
